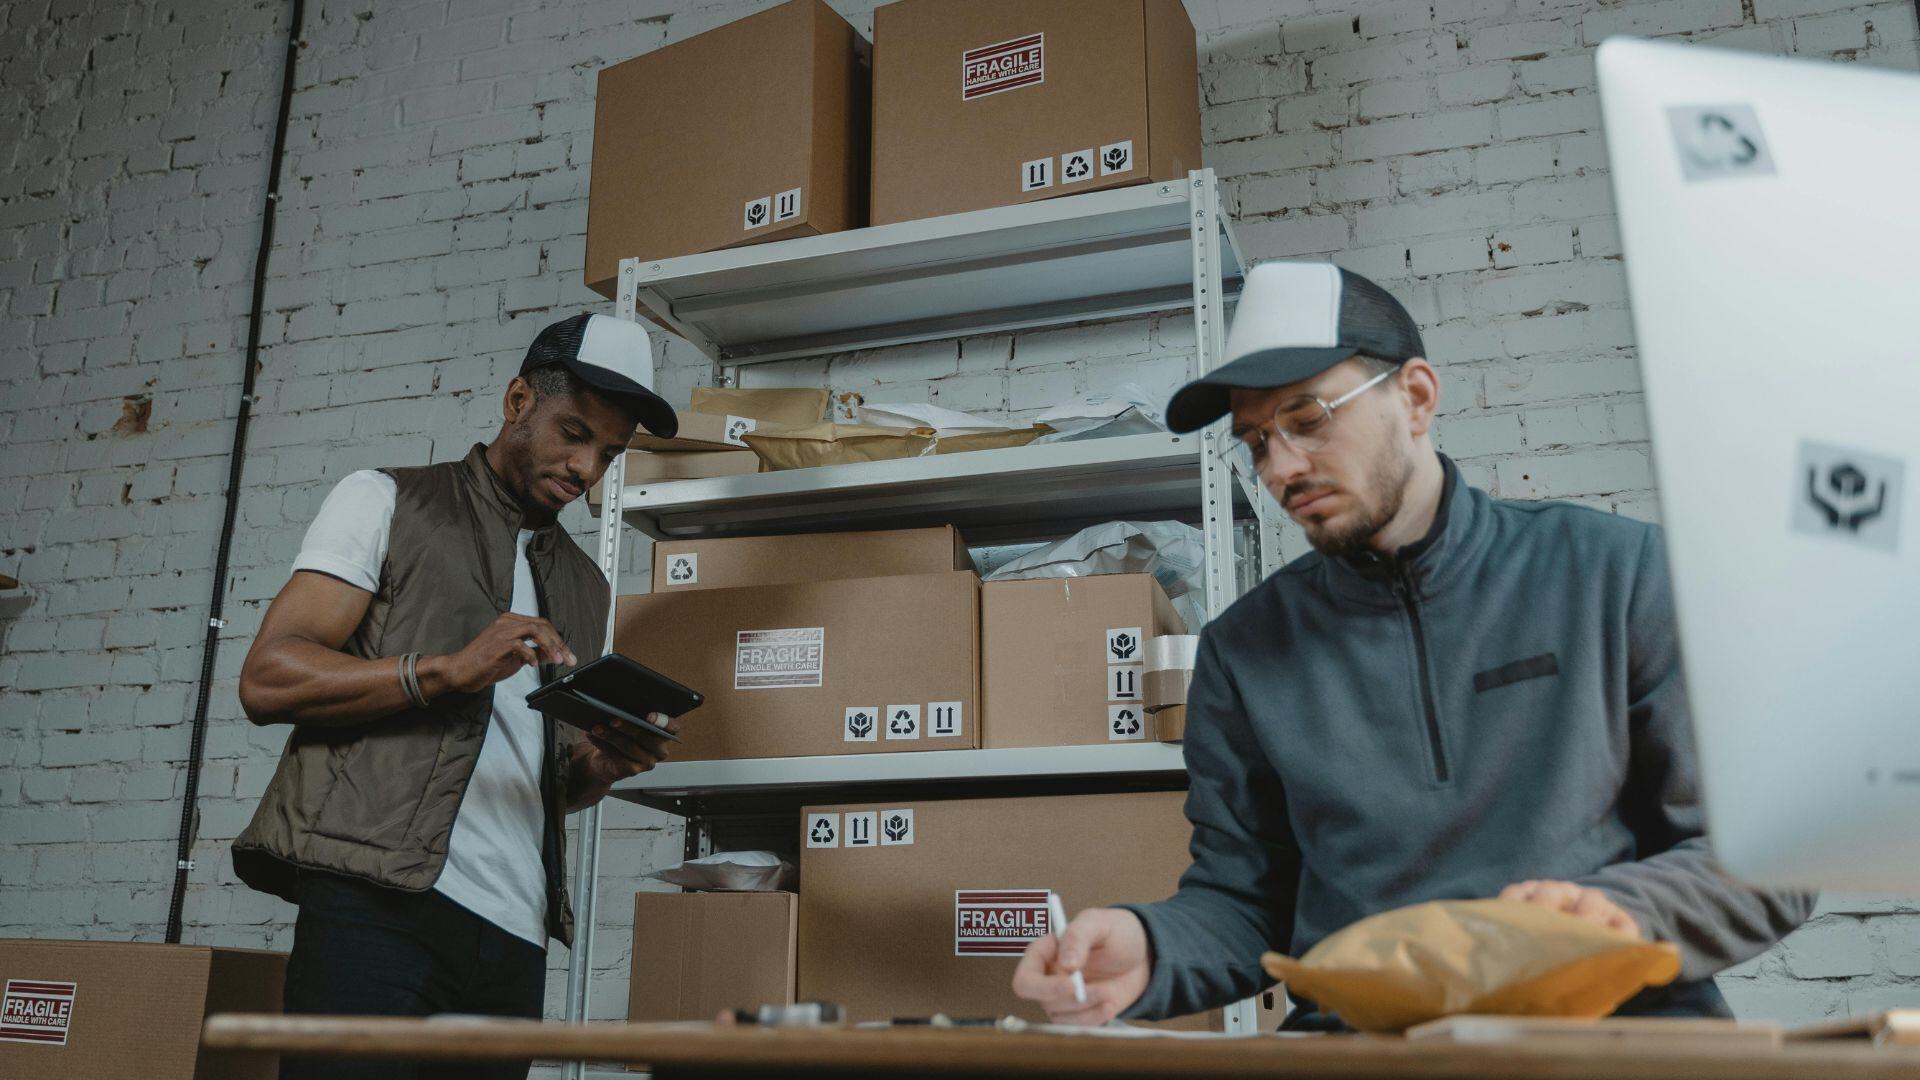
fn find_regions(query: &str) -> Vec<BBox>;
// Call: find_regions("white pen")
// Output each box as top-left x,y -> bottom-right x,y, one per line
1045,892 -> 1087,1005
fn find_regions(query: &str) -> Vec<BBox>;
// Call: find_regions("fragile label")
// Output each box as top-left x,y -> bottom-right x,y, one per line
1106,628 -> 1142,664
928,701 -> 963,738
662,552 -> 699,586
743,196 -> 772,230
1108,704 -> 1145,741
962,32 -> 1044,100
1100,140 -> 1134,175
845,810 -> 878,848
885,704 -> 921,740
844,706 -> 879,742
736,627 -> 824,689
806,812 -> 840,848
879,808 -> 915,846
955,890 -> 1052,956
1,979 -> 76,1046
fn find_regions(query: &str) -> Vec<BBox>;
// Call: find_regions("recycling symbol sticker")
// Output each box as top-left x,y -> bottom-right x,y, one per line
879,808 -> 915,846
665,553 -> 698,586
806,813 -> 839,848
1108,705 -> 1144,741
723,416 -> 754,445
844,707 -> 878,742
885,704 -> 921,740
1062,149 -> 1093,183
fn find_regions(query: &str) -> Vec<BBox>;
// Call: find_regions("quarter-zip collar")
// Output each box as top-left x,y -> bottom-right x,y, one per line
1320,453 -> 1485,609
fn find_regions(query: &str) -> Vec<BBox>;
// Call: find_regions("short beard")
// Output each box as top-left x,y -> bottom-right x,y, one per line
1297,442 -> 1415,561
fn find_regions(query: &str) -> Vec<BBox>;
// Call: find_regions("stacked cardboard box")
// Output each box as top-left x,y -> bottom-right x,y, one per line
628,891 -> 797,1022
584,0 -> 870,298
797,791 -> 1212,1028
615,527 -> 981,761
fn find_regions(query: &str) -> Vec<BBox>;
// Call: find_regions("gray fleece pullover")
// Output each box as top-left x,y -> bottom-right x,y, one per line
1121,455 -> 1813,1022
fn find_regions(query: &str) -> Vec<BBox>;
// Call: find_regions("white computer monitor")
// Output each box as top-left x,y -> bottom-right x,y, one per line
1596,37 -> 1920,891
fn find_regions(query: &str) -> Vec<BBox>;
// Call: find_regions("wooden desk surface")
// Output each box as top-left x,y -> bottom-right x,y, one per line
201,1014 -> 1920,1080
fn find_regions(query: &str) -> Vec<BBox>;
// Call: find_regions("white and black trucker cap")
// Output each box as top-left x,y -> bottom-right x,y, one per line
1164,262 -> 1426,433
520,313 -> 678,439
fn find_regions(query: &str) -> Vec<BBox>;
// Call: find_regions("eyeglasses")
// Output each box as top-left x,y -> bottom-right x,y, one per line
1213,367 -> 1397,477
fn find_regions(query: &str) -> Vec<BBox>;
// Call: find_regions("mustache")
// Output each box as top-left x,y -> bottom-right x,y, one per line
1282,479 -> 1337,507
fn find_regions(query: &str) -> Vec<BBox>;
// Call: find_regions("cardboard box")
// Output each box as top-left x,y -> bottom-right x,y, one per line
0,940 -> 284,1080
797,792 -> 1211,1029
653,526 -> 973,594
614,571 -> 981,760
691,387 -> 829,429
629,410 -> 770,453
584,0 -> 870,298
870,0 -> 1202,225
980,574 -> 1186,749
629,892 -> 796,1021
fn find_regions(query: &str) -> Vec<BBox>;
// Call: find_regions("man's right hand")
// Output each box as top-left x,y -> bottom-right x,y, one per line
1011,907 -> 1152,1026
428,613 -> 578,696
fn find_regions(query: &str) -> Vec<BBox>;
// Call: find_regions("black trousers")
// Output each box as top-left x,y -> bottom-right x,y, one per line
281,871 -> 547,1080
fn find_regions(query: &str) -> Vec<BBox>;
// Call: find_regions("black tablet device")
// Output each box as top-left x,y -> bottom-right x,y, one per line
524,653 -> 703,744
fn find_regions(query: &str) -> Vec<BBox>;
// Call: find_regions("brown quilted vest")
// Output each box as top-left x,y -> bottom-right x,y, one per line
232,443 -> 608,946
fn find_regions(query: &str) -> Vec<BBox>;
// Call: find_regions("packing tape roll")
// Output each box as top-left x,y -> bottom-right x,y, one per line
1145,634 -> 1199,672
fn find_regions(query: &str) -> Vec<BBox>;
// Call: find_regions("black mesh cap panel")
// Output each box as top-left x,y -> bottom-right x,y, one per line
1336,269 -> 1426,364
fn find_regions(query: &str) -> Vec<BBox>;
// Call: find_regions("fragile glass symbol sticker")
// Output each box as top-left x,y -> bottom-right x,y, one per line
879,809 -> 915,846
844,706 -> 879,742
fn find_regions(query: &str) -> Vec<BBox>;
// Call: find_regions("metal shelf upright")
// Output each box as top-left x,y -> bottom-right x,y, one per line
563,172 -> 1265,1074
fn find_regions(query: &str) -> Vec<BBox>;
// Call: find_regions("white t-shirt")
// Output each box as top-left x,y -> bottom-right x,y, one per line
292,469 -> 550,947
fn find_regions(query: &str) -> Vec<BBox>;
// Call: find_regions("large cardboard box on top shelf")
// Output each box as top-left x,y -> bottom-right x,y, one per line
870,0 -> 1202,225
628,891 -> 796,1021
980,573 -> 1186,749
652,526 -> 973,593
797,791 -> 1215,1029
584,0 -> 871,298
0,939 -> 285,1080
614,571 -> 980,760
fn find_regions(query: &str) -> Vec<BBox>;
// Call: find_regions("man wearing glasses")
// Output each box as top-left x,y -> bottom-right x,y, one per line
1013,261 -> 1811,1028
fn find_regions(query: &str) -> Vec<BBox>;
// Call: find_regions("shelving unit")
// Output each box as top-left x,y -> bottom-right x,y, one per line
563,172 -> 1265,1078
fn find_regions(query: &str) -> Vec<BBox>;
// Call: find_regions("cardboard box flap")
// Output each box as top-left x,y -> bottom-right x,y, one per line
691,387 -> 829,427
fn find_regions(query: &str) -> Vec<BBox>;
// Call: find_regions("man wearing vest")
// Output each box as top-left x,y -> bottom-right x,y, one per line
234,313 -> 679,1080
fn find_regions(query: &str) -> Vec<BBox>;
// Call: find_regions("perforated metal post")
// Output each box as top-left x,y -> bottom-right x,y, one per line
1190,171 -> 1235,624
559,264 -> 641,1078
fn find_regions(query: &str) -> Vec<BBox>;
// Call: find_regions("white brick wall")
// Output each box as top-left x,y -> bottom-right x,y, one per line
2,0 -> 1916,1044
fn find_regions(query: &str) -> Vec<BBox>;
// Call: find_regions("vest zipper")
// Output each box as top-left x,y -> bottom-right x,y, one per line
1393,568 -> 1451,785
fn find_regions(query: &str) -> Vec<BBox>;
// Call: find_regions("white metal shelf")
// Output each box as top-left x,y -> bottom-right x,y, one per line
619,180 -> 1245,365
611,743 -> 1189,817
612,431 -> 1247,543
565,171 -> 1259,1057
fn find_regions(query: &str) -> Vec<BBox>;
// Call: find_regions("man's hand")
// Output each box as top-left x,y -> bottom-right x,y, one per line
1011,907 -> 1152,1026
426,613 -> 577,696
568,713 -> 680,809
1498,879 -> 1643,937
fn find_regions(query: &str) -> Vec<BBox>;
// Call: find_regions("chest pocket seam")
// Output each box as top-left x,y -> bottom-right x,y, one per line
1473,652 -> 1560,693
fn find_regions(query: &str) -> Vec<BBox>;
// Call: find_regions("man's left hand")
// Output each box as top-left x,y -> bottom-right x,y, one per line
1497,879 -> 1643,938
575,713 -> 681,788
